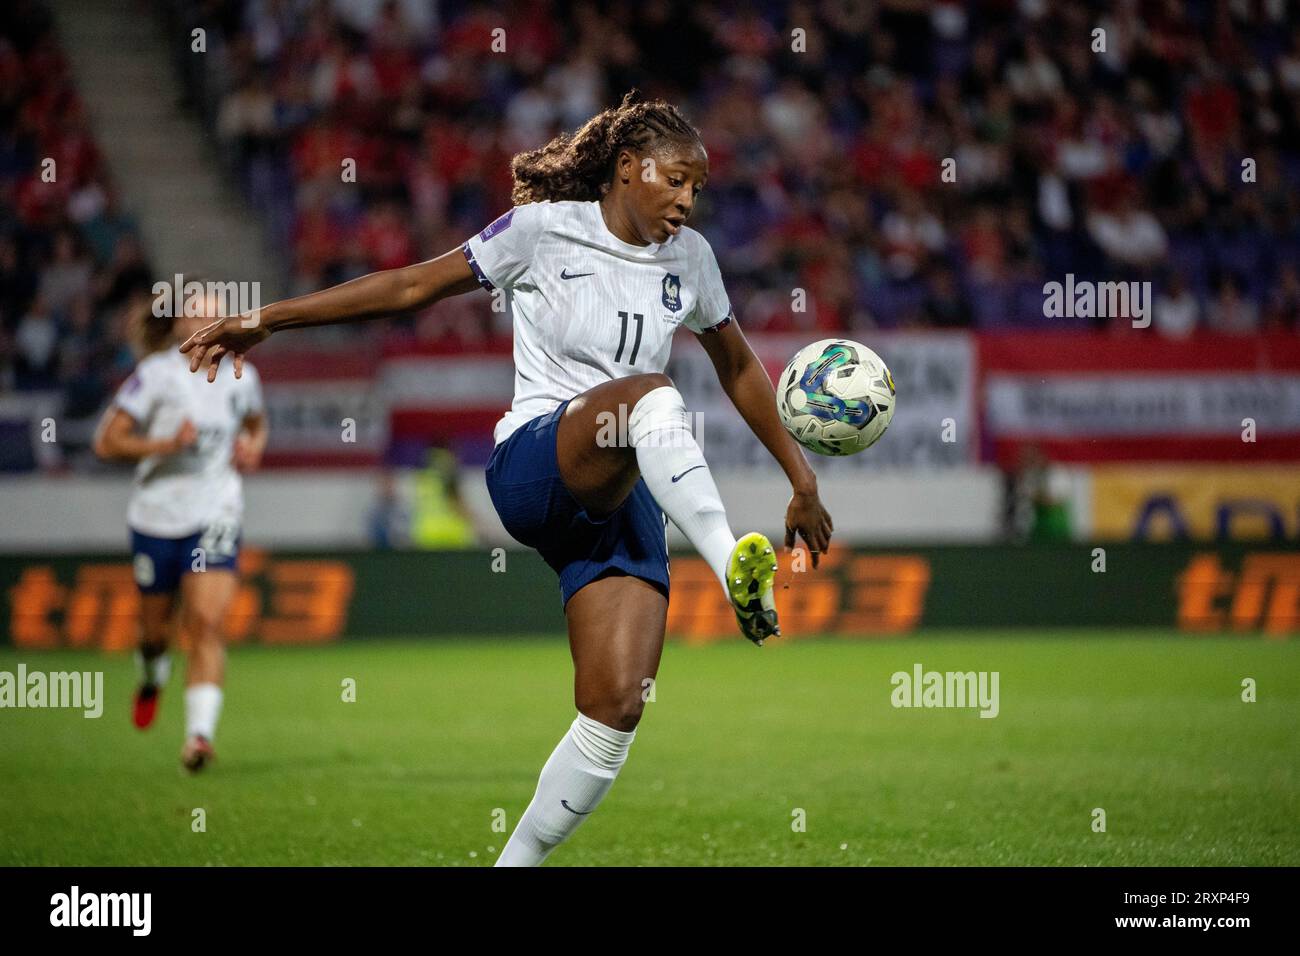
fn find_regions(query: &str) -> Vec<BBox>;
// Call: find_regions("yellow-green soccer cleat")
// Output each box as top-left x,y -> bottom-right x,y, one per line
727,532 -> 780,646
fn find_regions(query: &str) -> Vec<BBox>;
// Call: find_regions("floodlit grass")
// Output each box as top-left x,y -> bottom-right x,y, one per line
1,633 -> 1296,866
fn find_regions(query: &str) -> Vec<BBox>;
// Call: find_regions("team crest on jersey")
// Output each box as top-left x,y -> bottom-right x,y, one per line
661,272 -> 682,312
478,208 -> 516,242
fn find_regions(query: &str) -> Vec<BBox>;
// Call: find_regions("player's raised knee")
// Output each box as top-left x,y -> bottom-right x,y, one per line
577,686 -> 645,733
627,371 -> 675,401
603,706 -> 644,734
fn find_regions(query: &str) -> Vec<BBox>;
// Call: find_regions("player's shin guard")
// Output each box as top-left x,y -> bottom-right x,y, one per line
627,385 -> 736,593
495,713 -> 635,867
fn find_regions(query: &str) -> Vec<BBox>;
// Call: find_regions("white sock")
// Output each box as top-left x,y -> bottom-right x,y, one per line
135,650 -> 171,688
184,683 -> 223,741
627,385 -> 736,593
495,713 -> 636,867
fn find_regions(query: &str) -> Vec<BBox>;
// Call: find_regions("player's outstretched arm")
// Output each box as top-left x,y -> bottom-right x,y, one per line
696,320 -> 834,566
179,248 -> 482,381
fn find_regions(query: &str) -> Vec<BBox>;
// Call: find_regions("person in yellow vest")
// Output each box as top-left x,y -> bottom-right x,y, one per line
410,447 -> 475,549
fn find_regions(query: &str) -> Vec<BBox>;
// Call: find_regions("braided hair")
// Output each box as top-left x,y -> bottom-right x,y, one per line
509,90 -> 703,205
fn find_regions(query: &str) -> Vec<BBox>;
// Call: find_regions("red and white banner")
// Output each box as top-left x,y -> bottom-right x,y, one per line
380,350 -> 514,451
252,348 -> 386,466
310,331 -> 978,470
979,332 -> 1300,464
249,331 -> 1300,470
254,341 -> 515,466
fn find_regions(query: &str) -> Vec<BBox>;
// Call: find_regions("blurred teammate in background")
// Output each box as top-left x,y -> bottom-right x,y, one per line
179,91 -> 832,863
93,287 -> 267,772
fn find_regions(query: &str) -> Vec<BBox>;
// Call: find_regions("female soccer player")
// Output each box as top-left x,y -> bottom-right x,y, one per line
180,92 -> 833,863
94,289 -> 267,772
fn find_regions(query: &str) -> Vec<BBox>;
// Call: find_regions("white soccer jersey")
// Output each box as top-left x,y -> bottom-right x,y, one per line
111,348 -> 264,538
461,200 -> 734,444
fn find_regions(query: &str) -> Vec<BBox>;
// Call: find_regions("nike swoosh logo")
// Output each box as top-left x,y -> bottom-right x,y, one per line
671,464 -> 706,483
560,269 -> 594,280
560,799 -> 593,815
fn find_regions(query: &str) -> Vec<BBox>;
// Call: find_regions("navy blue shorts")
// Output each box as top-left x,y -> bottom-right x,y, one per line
130,524 -> 241,594
486,400 -> 670,607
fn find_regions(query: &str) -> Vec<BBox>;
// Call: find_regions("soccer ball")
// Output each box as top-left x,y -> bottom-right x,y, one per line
776,339 -> 896,456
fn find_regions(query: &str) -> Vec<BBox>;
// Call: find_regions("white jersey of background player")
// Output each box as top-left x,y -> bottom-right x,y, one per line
462,198 -> 734,444
114,347 -> 264,538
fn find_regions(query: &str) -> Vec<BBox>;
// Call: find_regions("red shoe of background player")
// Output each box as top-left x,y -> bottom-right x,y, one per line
181,735 -> 214,773
132,684 -> 160,729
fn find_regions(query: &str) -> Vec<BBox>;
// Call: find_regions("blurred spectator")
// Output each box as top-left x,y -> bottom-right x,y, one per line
880,190 -> 945,280
1005,35 -> 1063,107
411,448 -> 476,550
13,294 -> 59,390
922,264 -> 972,328
1205,272 -> 1260,334
1153,271 -> 1201,338
1264,264 -> 1300,331
1086,193 -> 1169,270
368,469 -> 411,550
96,234 -> 153,312
0,235 -> 35,325
355,201 -> 417,273
1004,444 -> 1073,544
78,186 -> 139,265
37,229 -> 93,316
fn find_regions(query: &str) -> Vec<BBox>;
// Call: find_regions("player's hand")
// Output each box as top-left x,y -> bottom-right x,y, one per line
784,487 -> 833,568
232,433 -> 263,472
179,315 -> 270,382
167,419 -> 198,454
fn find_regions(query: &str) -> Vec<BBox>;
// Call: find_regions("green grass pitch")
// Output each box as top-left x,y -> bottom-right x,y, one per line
1,633 -> 1296,866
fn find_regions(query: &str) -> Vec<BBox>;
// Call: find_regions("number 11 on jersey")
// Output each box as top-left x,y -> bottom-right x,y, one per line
614,311 -> 644,365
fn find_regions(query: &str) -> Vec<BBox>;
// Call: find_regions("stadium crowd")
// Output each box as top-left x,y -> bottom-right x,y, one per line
0,0 -> 155,414
190,0 -> 1300,337
3,0 -> 1300,416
